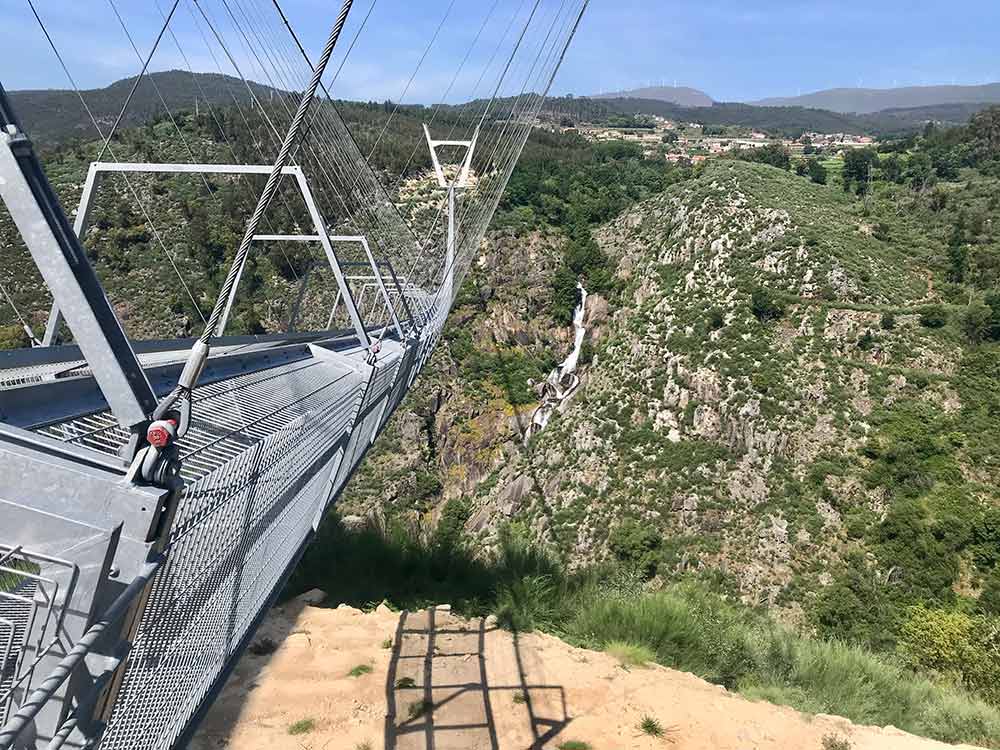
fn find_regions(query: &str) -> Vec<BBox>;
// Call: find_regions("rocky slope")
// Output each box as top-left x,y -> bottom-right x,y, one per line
343,158 -> 994,625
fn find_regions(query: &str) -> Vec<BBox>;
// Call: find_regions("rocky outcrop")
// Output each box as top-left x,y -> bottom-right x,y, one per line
342,161 -> 967,615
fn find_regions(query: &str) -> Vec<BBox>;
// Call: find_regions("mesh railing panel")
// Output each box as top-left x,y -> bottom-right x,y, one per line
96,348 -> 407,750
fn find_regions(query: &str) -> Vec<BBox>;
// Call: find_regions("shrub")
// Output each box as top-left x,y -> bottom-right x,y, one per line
919,304 -> 949,328
881,312 -> 896,330
822,735 -> 852,750
897,605 -> 1000,704
639,715 -> 665,737
288,718 -> 315,735
751,287 -> 785,322
247,637 -> 278,656
348,663 -> 373,677
408,699 -> 433,719
0,324 -> 29,351
707,308 -> 726,331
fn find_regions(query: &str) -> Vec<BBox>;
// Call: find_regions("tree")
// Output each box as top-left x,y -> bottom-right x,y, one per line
905,152 -> 936,192
842,148 -> 878,193
751,287 -> 785,322
881,154 -> 903,183
962,301 -> 992,344
980,572 -> 1000,616
968,106 -> 1000,164
807,158 -> 828,185
736,143 -> 791,170
609,519 -> 662,579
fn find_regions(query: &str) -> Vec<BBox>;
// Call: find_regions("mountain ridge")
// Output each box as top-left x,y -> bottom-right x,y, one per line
591,85 -> 715,108
753,82 -> 1000,114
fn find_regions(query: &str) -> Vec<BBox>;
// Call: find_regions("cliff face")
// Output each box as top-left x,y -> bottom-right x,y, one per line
341,159 -> 987,618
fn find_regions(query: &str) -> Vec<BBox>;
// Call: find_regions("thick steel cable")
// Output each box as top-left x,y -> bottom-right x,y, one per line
25,0 -> 208,325
0,281 -> 40,345
181,0 -> 310,245
95,0 -> 181,163
191,0 -> 345,292
271,0 -> 419,253
233,1 -> 402,276
155,0 -> 357,421
155,0 -> 303,288
227,0 -> 384,242
205,0 -> 355,340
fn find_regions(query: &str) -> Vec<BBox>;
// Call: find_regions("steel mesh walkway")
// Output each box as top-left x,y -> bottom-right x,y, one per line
98,347 -> 407,749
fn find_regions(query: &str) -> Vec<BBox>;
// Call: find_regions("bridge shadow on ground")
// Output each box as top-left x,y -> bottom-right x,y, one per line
385,607 -> 570,750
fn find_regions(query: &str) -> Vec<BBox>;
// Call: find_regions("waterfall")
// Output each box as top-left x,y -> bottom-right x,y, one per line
527,284 -> 588,440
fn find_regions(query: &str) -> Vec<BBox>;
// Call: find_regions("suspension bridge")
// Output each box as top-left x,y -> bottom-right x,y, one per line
0,1 -> 587,747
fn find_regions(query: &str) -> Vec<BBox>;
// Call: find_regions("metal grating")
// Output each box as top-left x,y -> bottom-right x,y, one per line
0,547 -> 75,729
96,349 -> 403,750
0,579 -> 36,727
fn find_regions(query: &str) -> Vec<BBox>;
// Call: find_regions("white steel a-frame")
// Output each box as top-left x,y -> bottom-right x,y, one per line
42,162 -> 372,348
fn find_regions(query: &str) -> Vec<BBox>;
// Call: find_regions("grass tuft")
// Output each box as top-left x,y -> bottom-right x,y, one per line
822,735 -> 852,750
381,638 -> 393,649
395,676 -> 417,689
512,691 -> 527,704
606,639 -> 655,667
557,742 -> 592,750
287,718 -> 315,735
348,663 -> 373,678
640,715 -> 664,737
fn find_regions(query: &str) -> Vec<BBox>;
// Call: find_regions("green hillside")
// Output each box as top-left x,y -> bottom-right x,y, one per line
338,108 -> 1000,725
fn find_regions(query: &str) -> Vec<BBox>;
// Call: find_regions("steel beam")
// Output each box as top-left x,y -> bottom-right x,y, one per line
291,169 -> 370,347
0,89 -> 156,430
329,235 -> 404,339
34,161 -> 370,350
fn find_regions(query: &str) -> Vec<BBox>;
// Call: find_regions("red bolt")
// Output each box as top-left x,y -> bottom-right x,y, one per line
147,419 -> 177,448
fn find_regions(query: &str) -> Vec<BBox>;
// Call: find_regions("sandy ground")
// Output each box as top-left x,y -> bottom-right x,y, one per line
192,592 -> 983,750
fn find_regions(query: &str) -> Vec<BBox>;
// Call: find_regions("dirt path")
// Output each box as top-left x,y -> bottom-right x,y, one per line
192,594 -> 982,750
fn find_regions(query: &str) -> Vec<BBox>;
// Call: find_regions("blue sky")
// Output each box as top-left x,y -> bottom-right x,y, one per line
3,1 -> 1000,102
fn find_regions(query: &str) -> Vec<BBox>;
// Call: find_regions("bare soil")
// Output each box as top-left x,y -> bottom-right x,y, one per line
192,593 -> 982,750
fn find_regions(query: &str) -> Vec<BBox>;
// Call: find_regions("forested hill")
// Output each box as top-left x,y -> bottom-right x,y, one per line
8,71 -> 282,146
11,71 -> 989,151
539,94 -> 996,137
